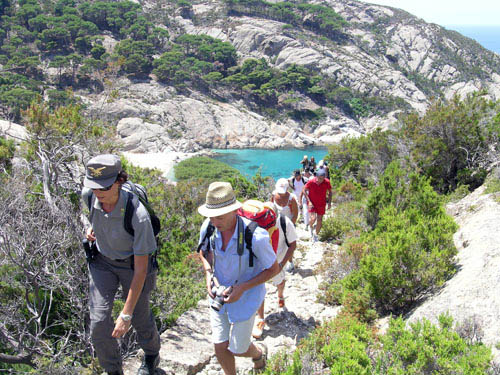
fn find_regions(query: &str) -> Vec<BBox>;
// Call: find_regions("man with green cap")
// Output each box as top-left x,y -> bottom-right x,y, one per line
82,154 -> 160,375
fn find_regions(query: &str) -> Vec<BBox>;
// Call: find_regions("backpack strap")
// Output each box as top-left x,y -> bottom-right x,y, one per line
244,220 -> 258,268
280,215 -> 289,248
124,191 -> 135,237
87,192 -> 94,222
198,222 -> 215,253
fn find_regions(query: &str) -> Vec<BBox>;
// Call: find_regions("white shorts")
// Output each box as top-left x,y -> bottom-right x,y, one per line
210,307 -> 256,354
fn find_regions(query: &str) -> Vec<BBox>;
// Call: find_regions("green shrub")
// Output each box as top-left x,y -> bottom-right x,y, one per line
366,160 -> 443,228
0,136 -> 15,173
484,175 -> 500,194
402,93 -> 499,193
262,313 -> 493,374
359,204 -> 457,313
374,315 -> 492,374
174,156 -> 241,181
319,200 -> 368,243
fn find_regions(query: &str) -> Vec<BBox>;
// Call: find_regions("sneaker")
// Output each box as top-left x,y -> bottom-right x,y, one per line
252,319 -> 266,339
285,261 -> 295,273
312,234 -> 318,243
107,371 -> 124,375
253,342 -> 268,371
137,353 -> 159,375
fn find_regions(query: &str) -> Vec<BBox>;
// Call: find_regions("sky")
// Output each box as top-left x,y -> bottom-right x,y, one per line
363,0 -> 500,27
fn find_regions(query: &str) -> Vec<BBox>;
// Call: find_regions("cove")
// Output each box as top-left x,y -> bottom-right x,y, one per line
211,147 -> 329,180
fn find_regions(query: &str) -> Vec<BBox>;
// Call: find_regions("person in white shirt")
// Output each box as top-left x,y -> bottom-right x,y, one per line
271,178 -> 299,225
252,209 -> 297,339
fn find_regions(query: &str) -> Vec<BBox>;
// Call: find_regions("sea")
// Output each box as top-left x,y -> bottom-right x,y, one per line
211,147 -> 329,181
208,26 -> 500,180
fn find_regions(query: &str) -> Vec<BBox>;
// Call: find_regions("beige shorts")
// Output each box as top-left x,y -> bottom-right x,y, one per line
210,307 -> 256,354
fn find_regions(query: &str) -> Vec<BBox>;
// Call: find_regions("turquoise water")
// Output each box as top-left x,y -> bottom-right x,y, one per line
447,25 -> 500,54
211,147 -> 329,180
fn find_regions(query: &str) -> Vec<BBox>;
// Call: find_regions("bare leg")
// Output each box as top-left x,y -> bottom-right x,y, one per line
309,211 -> 317,228
316,214 -> 324,235
234,342 -> 262,360
277,280 -> 285,300
256,301 -> 264,320
214,341 -> 236,375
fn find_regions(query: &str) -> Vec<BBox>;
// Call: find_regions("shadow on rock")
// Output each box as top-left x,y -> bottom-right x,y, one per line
263,309 -> 316,342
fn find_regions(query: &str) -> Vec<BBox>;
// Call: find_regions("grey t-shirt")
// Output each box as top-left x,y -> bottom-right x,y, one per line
82,187 -> 157,259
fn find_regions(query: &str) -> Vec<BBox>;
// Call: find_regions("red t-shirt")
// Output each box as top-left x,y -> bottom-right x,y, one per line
305,177 -> 331,210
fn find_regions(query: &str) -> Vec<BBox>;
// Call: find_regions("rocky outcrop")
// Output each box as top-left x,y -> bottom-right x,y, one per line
0,119 -> 28,144
87,78 -> 360,153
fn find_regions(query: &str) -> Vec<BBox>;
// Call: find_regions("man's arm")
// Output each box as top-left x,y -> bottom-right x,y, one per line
112,254 -> 149,338
279,241 -> 296,269
199,249 -> 215,299
290,198 -> 298,224
327,187 -> 332,209
223,261 -> 280,304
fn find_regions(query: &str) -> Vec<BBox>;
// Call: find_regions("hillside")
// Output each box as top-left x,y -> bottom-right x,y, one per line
1,0 -> 500,153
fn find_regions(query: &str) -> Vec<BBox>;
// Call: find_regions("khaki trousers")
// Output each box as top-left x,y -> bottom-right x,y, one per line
88,253 -> 160,373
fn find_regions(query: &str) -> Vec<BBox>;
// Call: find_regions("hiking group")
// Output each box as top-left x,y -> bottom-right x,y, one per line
81,153 -> 331,375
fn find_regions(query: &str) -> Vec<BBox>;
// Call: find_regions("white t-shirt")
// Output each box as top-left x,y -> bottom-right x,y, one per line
269,215 -> 297,286
290,177 -> 306,199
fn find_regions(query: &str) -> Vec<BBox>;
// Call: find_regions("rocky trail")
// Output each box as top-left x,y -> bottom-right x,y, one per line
124,222 -> 340,375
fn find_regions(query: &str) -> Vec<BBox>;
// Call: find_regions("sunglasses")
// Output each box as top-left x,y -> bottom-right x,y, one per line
93,183 -> 114,192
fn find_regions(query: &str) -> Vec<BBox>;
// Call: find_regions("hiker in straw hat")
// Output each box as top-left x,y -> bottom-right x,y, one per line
197,181 -> 280,375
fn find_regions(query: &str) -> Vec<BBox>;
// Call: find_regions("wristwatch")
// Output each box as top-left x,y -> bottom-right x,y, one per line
119,312 -> 133,322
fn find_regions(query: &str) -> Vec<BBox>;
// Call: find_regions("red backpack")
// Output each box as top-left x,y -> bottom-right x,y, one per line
237,200 -> 279,254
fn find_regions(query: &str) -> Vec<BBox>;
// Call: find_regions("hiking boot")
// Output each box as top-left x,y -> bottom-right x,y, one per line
253,342 -> 268,372
137,353 -> 159,375
252,319 -> 265,339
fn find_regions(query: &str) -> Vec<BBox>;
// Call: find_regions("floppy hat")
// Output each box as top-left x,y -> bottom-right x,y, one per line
198,182 -> 242,217
275,178 -> 289,194
84,154 -> 121,189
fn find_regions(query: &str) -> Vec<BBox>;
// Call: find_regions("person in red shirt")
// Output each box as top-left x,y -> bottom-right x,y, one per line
300,168 -> 332,242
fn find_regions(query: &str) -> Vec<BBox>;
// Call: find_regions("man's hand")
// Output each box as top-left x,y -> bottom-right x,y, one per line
223,285 -> 242,304
111,316 -> 132,338
86,227 -> 96,242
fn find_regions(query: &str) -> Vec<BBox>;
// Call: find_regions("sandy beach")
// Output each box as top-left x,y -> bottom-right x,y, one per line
122,151 -> 197,180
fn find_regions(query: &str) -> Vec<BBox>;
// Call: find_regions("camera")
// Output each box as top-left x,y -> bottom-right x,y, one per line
210,284 -> 227,311
82,238 -> 98,263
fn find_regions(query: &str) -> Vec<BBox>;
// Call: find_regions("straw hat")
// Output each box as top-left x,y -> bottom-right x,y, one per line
198,182 -> 242,217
